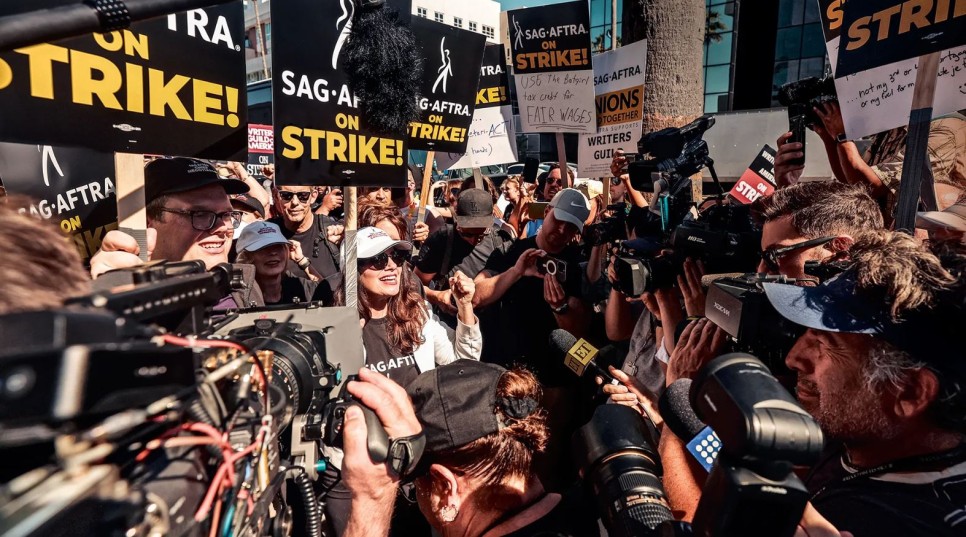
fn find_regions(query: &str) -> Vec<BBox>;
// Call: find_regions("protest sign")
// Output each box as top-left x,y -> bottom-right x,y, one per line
819,1 -> 966,140
507,1 -> 597,134
0,2 -> 246,161
408,18 -> 487,153
272,0 -> 411,186
577,40 -> 646,178
436,44 -> 518,171
834,0 -> 966,77
247,123 -> 274,176
728,145 -> 777,205
0,142 -> 117,265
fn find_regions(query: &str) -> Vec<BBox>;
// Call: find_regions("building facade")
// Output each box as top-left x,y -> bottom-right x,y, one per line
413,0 -> 502,44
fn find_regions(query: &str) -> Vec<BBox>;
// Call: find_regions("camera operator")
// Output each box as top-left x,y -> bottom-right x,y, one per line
609,149 -> 650,209
342,361 -> 600,537
751,181 -> 884,279
762,230 -> 966,537
89,157 -> 265,308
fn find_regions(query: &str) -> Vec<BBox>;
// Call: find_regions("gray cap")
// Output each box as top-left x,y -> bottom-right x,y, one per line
548,188 -> 590,232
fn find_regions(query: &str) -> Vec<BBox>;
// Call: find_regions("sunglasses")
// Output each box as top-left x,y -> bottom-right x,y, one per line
359,248 -> 410,271
159,208 -> 242,231
278,191 -> 312,203
449,188 -> 461,197
761,236 -> 836,272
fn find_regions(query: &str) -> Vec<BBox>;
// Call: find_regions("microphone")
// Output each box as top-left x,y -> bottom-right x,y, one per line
658,380 -> 706,440
548,329 -> 618,384
659,379 -> 721,472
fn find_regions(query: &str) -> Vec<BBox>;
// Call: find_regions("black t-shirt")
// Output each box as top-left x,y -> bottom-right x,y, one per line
268,216 -> 342,291
481,236 -> 584,387
261,273 -> 334,306
502,487 -> 600,537
805,444 -> 966,537
362,317 -> 421,388
418,224 -> 512,283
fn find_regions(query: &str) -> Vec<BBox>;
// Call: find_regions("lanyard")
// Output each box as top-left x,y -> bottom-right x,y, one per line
810,444 -> 966,501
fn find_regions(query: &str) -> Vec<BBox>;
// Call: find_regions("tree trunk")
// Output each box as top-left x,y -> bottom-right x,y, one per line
623,0 -> 706,198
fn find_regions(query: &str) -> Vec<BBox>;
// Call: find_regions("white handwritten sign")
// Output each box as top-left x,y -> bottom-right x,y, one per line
826,37 -> 966,139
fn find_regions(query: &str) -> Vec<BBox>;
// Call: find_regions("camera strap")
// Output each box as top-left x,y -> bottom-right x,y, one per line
810,443 -> 966,501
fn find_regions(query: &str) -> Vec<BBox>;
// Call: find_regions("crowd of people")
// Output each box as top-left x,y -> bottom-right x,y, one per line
2,104 -> 964,537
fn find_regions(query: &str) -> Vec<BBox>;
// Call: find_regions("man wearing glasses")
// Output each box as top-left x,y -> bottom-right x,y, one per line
751,181 -> 884,280
269,185 -> 342,291
90,157 -> 264,308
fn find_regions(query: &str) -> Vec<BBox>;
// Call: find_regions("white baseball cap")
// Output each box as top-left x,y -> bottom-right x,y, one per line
917,201 -> 966,232
236,221 -> 289,253
357,226 -> 412,259
548,188 -> 591,232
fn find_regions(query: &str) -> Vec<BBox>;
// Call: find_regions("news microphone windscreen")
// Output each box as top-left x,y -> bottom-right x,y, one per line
659,379 -> 706,440
700,272 -> 745,287
549,329 -> 578,358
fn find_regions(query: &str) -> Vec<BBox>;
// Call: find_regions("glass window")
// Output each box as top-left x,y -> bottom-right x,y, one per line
469,21 -> 478,32
775,26 -> 802,60
483,25 -> 495,39
804,0 -> 820,23
772,60 -> 800,100
264,23 -> 271,52
705,94 -> 719,113
434,11 -> 444,23
705,65 -> 731,93
800,57 -> 825,79
416,7 -> 426,18
778,0 -> 804,27
454,17 -> 462,28
705,32 -> 733,65
707,4 -> 734,33
801,23 -> 826,57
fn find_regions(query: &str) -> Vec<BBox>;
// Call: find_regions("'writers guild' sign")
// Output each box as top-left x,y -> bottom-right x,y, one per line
272,0 -> 411,186
408,18 -> 487,153
0,1 -> 247,160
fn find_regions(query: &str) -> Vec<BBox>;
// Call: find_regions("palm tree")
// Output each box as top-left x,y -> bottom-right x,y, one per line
706,9 -> 728,44
592,29 -> 622,54
622,0 -> 706,197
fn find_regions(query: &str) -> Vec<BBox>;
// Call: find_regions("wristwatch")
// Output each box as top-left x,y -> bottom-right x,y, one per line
835,132 -> 849,144
552,303 -> 570,314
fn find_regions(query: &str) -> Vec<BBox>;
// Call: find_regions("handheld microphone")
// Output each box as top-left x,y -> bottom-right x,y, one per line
548,329 -> 618,384
659,379 -> 721,472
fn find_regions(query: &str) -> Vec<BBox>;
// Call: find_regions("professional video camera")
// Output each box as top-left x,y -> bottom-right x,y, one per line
574,353 -> 824,537
704,261 -> 850,373
0,261 -> 374,537
583,203 -> 632,246
777,76 -> 838,166
610,204 -> 761,297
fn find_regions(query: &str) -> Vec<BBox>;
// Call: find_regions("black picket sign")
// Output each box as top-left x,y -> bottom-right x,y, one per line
507,0 -> 593,75
0,2 -> 246,160
408,18 -> 486,153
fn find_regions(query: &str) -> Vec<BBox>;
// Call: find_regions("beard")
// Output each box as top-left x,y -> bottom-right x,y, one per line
811,380 -> 900,444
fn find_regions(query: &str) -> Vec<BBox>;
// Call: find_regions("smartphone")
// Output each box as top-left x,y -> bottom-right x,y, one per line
536,256 -> 568,283
527,201 -> 549,220
787,105 -> 807,167
522,157 -> 539,184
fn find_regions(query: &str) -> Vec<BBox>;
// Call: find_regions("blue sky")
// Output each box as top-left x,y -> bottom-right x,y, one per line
497,0 -> 569,11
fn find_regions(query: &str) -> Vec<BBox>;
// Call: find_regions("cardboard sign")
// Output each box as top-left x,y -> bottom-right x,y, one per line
819,1 -> 966,139
577,40 -> 647,178
0,142 -> 118,264
835,0 -> 966,77
272,0 -> 411,186
728,145 -> 777,205
408,18 -> 487,153
507,1 -> 597,134
436,44 -> 519,170
0,2 -> 246,161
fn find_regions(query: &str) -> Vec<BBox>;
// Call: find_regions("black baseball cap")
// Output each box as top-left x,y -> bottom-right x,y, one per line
408,360 -> 532,453
231,193 -> 265,217
144,157 -> 249,203
454,188 -> 494,229
764,270 -> 966,374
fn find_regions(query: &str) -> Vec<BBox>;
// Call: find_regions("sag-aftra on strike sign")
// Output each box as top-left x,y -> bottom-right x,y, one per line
0,3 -> 247,160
